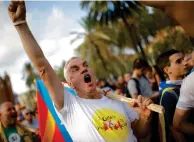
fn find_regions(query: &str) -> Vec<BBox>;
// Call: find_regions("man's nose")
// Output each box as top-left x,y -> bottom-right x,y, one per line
183,61 -> 188,66
80,67 -> 88,75
11,109 -> 16,113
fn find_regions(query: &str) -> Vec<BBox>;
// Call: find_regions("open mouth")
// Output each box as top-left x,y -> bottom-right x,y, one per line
84,74 -> 91,83
11,113 -> 17,118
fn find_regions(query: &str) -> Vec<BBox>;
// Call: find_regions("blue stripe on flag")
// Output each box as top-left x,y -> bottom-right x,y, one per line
36,79 -> 73,142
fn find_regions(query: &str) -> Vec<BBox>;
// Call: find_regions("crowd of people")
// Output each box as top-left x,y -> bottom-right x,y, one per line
2,49 -> 194,142
0,102 -> 40,141
96,49 -> 194,142
1,1 -> 194,142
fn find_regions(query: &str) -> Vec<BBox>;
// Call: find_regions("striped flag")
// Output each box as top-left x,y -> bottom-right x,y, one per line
36,79 -> 73,142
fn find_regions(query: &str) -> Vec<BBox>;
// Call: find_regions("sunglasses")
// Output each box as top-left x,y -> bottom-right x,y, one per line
25,112 -> 31,115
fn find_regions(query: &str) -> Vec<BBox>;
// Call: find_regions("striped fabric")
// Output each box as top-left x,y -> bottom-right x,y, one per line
36,79 -> 72,142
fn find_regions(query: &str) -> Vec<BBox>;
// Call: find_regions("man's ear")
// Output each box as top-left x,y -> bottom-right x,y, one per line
67,82 -> 76,89
163,67 -> 169,75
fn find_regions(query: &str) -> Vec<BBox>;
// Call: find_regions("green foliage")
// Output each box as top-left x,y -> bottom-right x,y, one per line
73,1 -> 191,79
55,61 -> 66,82
22,63 -> 39,89
147,27 -> 193,64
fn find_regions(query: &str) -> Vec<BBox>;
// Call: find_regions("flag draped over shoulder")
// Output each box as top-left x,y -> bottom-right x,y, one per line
36,79 -> 73,142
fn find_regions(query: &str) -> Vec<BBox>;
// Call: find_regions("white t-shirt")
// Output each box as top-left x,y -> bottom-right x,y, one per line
54,89 -> 138,142
176,72 -> 194,110
128,76 -> 153,97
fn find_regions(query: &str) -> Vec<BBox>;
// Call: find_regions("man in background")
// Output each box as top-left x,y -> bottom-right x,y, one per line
157,49 -> 187,142
22,109 -> 39,131
0,102 -> 40,142
128,58 -> 152,99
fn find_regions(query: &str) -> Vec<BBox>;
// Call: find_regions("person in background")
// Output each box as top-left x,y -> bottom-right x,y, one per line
127,58 -> 153,142
184,50 -> 194,75
116,76 -> 127,96
173,71 -> 194,142
99,79 -> 112,92
127,58 -> 153,99
144,66 -> 159,92
124,72 -> 132,83
34,108 -> 38,119
108,80 -> 117,91
116,76 -> 125,90
22,109 -> 39,130
15,104 -> 25,123
124,72 -> 132,98
0,102 -> 40,142
17,110 -> 24,123
152,65 -> 166,87
157,49 -> 187,142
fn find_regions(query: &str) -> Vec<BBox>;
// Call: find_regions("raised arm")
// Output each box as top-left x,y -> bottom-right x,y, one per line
8,1 -> 64,110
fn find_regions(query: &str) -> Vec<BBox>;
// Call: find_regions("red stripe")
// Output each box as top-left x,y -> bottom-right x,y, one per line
37,91 -> 49,138
52,124 -> 66,142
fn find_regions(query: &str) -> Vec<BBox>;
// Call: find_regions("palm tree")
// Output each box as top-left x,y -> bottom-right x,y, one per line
80,1 -> 148,61
55,61 -> 66,81
71,18 -> 127,79
22,63 -> 39,89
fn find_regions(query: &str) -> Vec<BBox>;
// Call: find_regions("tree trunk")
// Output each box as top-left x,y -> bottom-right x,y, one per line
121,15 -> 148,61
90,38 -> 111,74
143,36 -> 150,46
121,16 -> 140,56
137,40 -> 147,60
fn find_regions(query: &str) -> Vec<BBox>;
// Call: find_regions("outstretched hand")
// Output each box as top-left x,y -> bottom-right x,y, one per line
8,0 -> 26,23
140,1 -> 194,37
132,95 -> 153,119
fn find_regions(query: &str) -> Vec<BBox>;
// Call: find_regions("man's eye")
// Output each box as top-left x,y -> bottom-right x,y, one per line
72,68 -> 78,72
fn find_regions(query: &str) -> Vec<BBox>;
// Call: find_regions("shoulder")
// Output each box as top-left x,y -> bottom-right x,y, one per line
179,73 -> 194,99
128,79 -> 136,84
163,91 -> 177,99
177,74 -> 194,109
160,90 -> 178,105
181,72 -> 194,90
17,123 -> 35,135
128,79 -> 137,87
21,120 -> 28,125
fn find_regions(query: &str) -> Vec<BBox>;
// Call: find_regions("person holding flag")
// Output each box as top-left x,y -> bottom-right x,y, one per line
8,1 -> 154,141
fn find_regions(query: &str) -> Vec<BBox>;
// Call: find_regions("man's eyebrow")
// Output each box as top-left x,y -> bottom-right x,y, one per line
83,61 -> 88,65
69,65 -> 78,70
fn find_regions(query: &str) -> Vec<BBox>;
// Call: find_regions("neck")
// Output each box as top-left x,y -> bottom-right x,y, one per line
169,75 -> 184,81
77,89 -> 102,99
1,121 -> 15,128
133,71 -> 141,79
27,119 -> 33,124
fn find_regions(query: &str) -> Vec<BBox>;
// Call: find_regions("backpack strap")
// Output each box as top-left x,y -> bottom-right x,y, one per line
130,78 -> 141,94
160,87 -> 178,105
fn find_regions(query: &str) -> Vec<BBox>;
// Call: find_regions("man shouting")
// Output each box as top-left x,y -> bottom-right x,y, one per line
8,1 -> 153,142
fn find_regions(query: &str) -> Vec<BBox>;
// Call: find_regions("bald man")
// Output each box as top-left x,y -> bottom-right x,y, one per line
0,102 -> 40,142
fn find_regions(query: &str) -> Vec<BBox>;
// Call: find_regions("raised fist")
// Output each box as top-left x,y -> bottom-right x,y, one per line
8,0 -> 26,23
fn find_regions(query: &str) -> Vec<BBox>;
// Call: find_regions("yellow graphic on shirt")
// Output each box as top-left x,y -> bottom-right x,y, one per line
92,109 -> 129,141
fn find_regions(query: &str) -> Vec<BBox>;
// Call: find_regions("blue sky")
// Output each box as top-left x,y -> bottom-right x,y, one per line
0,1 -> 86,94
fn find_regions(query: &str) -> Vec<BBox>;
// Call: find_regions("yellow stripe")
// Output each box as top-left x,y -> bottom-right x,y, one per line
160,87 -> 175,105
42,111 -> 56,142
159,113 -> 166,142
158,87 -> 175,142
